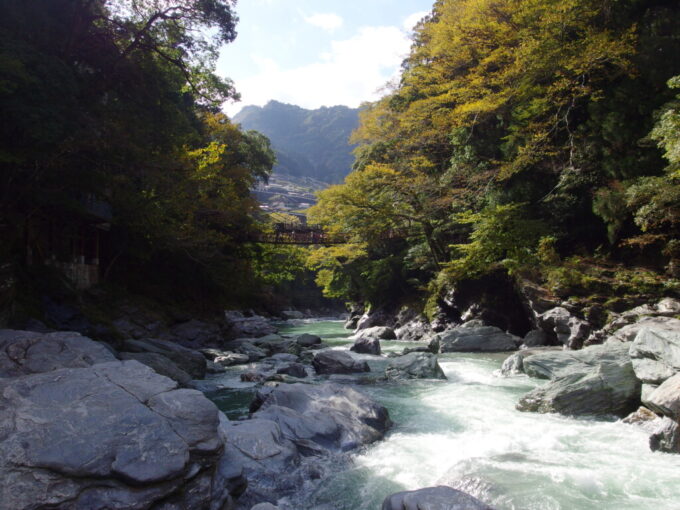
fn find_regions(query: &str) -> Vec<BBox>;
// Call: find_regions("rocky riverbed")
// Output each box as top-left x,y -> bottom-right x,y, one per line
3,299 -> 680,509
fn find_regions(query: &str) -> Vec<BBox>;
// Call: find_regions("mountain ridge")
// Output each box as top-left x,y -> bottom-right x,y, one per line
233,100 -> 360,184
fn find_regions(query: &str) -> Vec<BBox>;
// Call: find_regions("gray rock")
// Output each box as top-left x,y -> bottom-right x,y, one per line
395,318 -> 430,342
385,352 -> 447,380
353,326 -> 396,340
168,319 -> 223,347
434,326 -> 519,353
381,486 -> 494,510
270,353 -> 299,363
215,351 -> 251,366
224,310 -> 277,339
252,383 -> 391,452
119,351 -> 192,386
650,417 -> 680,454
350,336 -> 381,355
499,347 -> 561,376
282,310 -> 304,320
607,317 -> 680,344
402,346 -> 431,355
226,340 -> 268,362
123,337 -> 207,379
521,344 -> 628,380
0,360 -> 232,509
622,407 -> 662,432
522,329 -> 548,348
296,333 -> 322,347
0,329 -> 116,378
312,351 -> 370,375
218,417 -> 300,506
517,345 -> 640,416
538,307 -> 591,349
630,321 -> 680,384
645,373 -> 680,420
642,383 -> 659,403
206,360 -> 227,374
276,363 -> 308,378
251,504 -> 280,510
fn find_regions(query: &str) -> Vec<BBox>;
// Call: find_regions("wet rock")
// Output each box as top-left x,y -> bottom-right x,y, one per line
251,504 -> 280,510
381,486 -> 494,510
353,326 -> 396,341
226,340 -> 268,362
312,351 -> 370,375
119,351 -> 192,386
224,310 -> 277,339
650,417 -> 680,454
252,382 -> 391,452
622,407 -> 661,431
522,329 -> 548,348
215,351 -> 251,366
276,362 -> 308,378
0,360 -> 232,509
219,417 -> 301,506
629,320 -> 680,384
206,360 -> 226,374
433,326 -> 519,353
645,373 -> 680,420
521,344 -> 627,380
517,345 -> 640,417
270,353 -> 299,363
402,346 -> 431,355
282,310 -> 304,320
499,347 -> 561,376
538,307 -> 591,350
241,371 -> 268,383
0,329 -> 116,378
385,352 -> 446,380
296,333 -> 322,347
350,336 -> 381,355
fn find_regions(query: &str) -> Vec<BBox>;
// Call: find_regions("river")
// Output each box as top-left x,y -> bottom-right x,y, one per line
203,320 -> 680,510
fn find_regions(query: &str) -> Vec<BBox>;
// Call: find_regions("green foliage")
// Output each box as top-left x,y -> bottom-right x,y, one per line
250,245 -> 307,286
445,204 -> 547,281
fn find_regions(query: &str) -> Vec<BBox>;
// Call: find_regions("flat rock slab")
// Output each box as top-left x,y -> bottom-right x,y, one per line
0,329 -> 116,378
521,344 -> 630,380
382,486 -> 494,510
385,352 -> 447,380
0,360 -> 230,509
124,337 -> 206,379
645,373 -> 680,420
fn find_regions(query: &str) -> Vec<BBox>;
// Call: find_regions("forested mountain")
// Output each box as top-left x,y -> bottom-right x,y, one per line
234,101 -> 359,183
308,0 -> 680,314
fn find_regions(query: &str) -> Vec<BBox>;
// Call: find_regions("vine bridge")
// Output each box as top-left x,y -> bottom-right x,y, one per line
246,223 -> 400,245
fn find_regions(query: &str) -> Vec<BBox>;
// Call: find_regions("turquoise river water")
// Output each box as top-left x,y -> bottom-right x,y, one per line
204,320 -> 680,510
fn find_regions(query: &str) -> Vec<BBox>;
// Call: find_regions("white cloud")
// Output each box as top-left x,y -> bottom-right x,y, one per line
304,13 -> 344,32
224,25 -> 412,116
403,11 -> 429,32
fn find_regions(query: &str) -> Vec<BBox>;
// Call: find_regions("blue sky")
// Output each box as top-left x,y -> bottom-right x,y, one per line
217,0 -> 434,116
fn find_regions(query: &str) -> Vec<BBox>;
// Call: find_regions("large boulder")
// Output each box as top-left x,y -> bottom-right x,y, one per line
123,337 -> 207,379
499,347 -> 561,376
606,317 -> 680,344
119,351 -> 192,387
225,339 -> 268,361
350,336 -> 381,355
0,360 -> 238,509
538,307 -> 591,349
432,325 -> 519,353
381,486 -> 494,510
650,417 -> 680,454
312,351 -> 370,375
644,373 -> 680,420
385,352 -> 447,380
353,326 -> 396,341
516,344 -> 640,417
0,329 -> 116,378
520,344 -> 627,380
251,383 -> 391,452
224,310 -> 277,339
629,321 -> 680,384
295,333 -> 322,347
218,417 -> 300,507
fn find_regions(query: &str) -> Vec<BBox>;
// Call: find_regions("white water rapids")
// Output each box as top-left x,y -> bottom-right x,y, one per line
205,320 -> 680,510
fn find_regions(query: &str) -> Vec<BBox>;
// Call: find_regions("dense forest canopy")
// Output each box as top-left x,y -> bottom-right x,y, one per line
0,0 -> 281,311
308,0 -> 680,311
